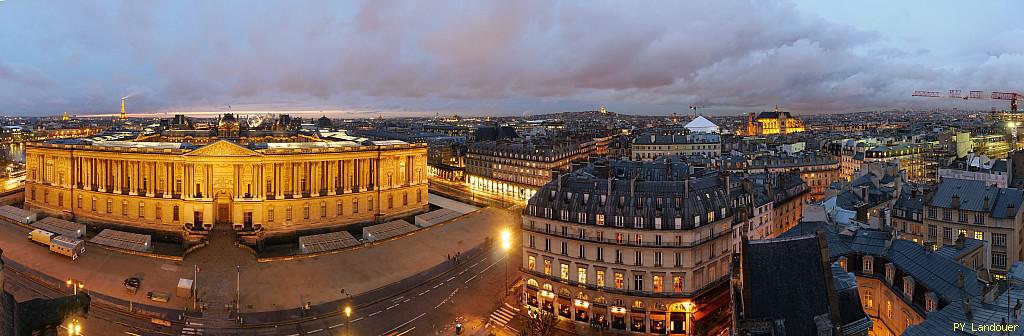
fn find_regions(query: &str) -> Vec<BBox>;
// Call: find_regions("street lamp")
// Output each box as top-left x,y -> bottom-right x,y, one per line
67,319 -> 82,336
501,227 -> 512,295
344,305 -> 352,336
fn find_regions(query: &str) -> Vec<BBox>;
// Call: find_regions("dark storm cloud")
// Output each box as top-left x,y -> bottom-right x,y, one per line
0,0 -> 1020,116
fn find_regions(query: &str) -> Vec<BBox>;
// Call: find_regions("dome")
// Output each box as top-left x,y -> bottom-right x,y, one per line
217,113 -> 238,128
317,115 -> 332,128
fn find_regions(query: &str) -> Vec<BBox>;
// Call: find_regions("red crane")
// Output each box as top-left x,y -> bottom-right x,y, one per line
912,89 -> 1022,113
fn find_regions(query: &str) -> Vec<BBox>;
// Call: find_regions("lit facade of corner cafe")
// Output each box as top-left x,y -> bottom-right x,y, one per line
522,277 -> 731,335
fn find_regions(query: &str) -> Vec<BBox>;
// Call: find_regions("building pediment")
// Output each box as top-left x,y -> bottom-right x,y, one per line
185,140 -> 261,157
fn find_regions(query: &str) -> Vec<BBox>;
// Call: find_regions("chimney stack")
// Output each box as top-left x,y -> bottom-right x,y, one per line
951,193 -> 960,208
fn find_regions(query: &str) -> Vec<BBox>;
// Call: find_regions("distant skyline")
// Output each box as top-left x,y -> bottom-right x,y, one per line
0,0 -> 1021,117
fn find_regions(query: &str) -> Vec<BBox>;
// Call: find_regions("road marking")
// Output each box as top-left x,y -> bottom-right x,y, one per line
307,328 -> 323,334
285,334 -> 300,336
463,274 -> 478,283
446,276 -> 455,282
480,256 -> 503,273
418,289 -> 430,295
392,296 -> 405,302
329,323 -> 343,329
351,317 -> 364,322
396,327 -> 416,336
470,261 -> 481,268
369,310 -> 382,317
380,313 -> 427,336
387,303 -> 400,310
403,298 -> 411,303
433,283 -> 443,289
435,300 -> 446,308
459,270 -> 467,275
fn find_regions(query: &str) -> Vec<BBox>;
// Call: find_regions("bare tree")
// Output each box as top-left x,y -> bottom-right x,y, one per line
519,310 -> 558,336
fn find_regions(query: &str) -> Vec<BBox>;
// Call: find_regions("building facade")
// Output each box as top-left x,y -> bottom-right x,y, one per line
723,152 -> 835,202
24,117 -> 428,245
466,137 -> 595,202
520,158 -> 733,335
744,108 -> 806,136
631,133 -> 721,161
923,178 -> 1024,276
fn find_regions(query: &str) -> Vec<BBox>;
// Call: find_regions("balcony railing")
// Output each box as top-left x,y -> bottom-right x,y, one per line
522,224 -> 730,248
521,268 -> 728,299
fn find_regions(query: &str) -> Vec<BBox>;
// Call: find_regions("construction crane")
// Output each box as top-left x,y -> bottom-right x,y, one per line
912,89 -> 1022,113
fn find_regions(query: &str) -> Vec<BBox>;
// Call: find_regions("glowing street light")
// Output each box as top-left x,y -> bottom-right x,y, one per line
501,227 -> 512,295
344,305 -> 352,336
67,319 -> 82,336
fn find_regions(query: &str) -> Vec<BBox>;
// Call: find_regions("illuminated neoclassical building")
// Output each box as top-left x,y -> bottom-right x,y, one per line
744,106 -> 806,136
24,114 -> 428,245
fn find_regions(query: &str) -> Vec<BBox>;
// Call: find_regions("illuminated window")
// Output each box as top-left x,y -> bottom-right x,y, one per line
528,256 -> 536,271
543,260 -> 551,275
560,264 -> 569,280
596,270 -> 605,287
614,272 -> 624,289
975,231 -> 984,241
653,275 -> 663,292
886,301 -> 893,319
673,276 -> 683,292
577,267 -> 587,283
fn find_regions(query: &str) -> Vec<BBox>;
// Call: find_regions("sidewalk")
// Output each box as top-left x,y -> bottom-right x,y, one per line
0,207 -> 514,313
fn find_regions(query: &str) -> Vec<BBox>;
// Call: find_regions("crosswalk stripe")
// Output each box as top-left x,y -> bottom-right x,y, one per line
489,307 -> 516,325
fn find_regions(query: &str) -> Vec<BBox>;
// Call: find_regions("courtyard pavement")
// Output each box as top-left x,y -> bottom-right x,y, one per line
0,206 -> 514,313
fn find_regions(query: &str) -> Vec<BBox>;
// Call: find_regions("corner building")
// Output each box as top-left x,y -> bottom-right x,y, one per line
520,157 -> 732,335
24,115 -> 428,246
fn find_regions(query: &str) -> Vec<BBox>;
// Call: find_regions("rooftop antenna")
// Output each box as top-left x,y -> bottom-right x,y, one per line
689,105 -> 704,118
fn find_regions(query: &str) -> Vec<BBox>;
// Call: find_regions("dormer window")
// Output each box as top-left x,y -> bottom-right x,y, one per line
863,255 -> 874,274
903,276 -> 915,298
885,263 -> 895,283
544,208 -> 552,219
635,217 -> 644,229
694,215 -> 701,227
596,214 -> 605,226
560,210 -> 569,221
838,256 -> 848,271
925,292 -> 938,312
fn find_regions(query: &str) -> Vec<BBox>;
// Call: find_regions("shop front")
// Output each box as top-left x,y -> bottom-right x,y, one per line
539,290 -> 555,313
557,296 -> 573,319
668,301 -> 695,335
631,310 -> 647,333
651,311 -> 667,334
574,299 -> 590,322
592,304 -> 609,329
611,306 -> 627,330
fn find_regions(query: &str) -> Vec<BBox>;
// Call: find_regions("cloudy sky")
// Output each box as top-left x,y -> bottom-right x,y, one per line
0,0 -> 1021,117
